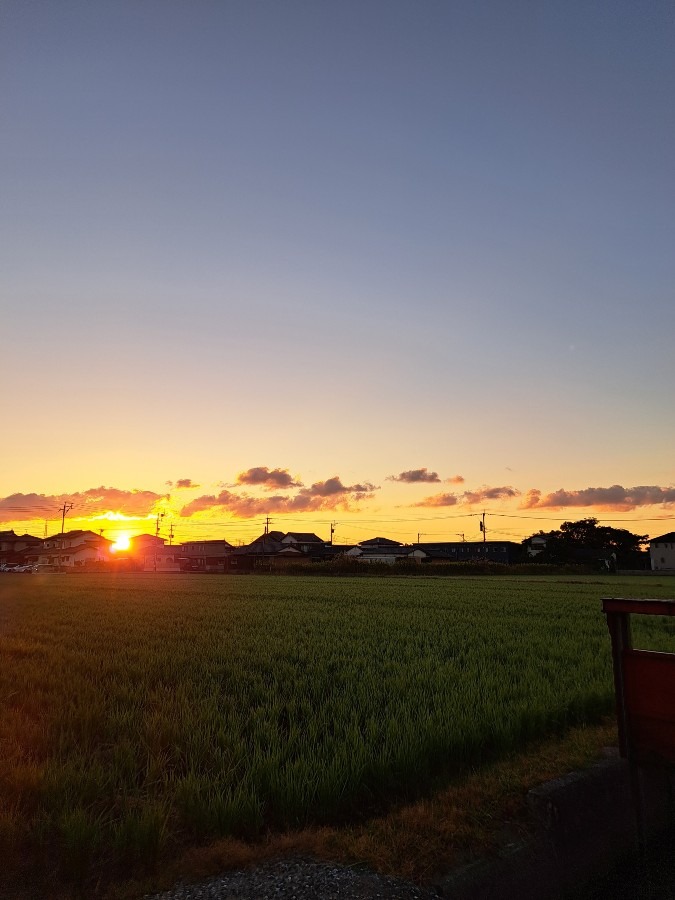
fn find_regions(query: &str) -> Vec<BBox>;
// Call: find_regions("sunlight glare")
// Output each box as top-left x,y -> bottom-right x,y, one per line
111,533 -> 131,552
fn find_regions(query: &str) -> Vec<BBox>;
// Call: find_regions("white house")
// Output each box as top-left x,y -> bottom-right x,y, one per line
38,530 -> 113,568
649,532 -> 675,571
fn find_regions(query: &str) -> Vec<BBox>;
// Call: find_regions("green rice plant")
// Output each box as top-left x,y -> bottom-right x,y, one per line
0,572 -> 673,885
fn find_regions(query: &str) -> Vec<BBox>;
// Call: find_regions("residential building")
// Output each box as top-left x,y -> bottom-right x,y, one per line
179,539 -> 234,572
142,547 -> 181,573
38,530 -> 113,568
280,532 -> 324,552
346,537 -> 410,564
0,530 -> 42,567
409,541 -> 523,565
650,533 -> 675,571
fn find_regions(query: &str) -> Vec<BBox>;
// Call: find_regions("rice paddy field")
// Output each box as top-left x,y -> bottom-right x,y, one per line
1,572 -> 674,889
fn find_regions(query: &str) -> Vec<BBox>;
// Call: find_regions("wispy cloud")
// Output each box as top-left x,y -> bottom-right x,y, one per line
235,467 -> 302,490
387,468 -> 441,484
445,475 -> 465,484
521,484 -> 675,512
412,492 -> 459,508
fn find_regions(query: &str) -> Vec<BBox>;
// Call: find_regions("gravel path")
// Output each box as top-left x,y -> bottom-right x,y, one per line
144,858 -> 439,900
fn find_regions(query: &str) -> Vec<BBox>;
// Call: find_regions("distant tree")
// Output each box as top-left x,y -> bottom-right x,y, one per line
525,518 -> 648,567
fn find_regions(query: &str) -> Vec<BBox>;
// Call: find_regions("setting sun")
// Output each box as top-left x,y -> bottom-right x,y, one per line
111,533 -> 131,553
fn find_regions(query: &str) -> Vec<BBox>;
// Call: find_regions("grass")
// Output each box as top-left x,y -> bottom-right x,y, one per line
0,572 -> 673,896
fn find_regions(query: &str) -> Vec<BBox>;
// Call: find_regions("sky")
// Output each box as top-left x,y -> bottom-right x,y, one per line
1,0 -> 674,546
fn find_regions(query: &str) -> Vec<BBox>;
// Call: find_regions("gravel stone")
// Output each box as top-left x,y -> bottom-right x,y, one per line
144,858 -> 439,900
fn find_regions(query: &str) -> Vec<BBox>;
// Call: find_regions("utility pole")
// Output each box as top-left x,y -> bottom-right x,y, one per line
259,517 -> 273,572
168,523 -> 174,546
330,521 -> 337,545
57,501 -> 73,570
479,511 -> 487,543
456,533 -> 465,543
58,501 -> 73,536
154,513 -> 165,573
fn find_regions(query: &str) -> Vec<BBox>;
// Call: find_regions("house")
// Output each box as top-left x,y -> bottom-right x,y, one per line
0,530 -> 42,567
128,534 -> 165,553
523,533 -> 556,557
649,533 -> 675,571
228,532 -> 334,570
409,541 -> 523,565
38,530 -> 113,569
346,537 -> 411,564
142,547 -> 181,573
280,532 -> 324,552
229,532 -> 286,570
179,539 -> 234,573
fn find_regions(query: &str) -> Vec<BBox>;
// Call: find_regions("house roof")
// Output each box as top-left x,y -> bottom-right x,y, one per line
359,537 -> 402,547
180,538 -> 233,548
650,532 -> 675,543
45,529 -> 112,543
247,531 -> 285,545
0,530 -> 41,543
283,532 -> 323,543
233,537 -> 284,555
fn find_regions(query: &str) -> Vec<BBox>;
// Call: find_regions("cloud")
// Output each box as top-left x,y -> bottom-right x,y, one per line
387,468 -> 441,484
412,492 -> 459,508
180,475 -> 378,518
411,485 -> 519,509
445,475 -> 465,484
304,476 -> 376,497
521,484 -> 675,512
461,486 -> 520,505
0,487 -> 165,522
175,478 -> 200,489
235,467 -> 302,490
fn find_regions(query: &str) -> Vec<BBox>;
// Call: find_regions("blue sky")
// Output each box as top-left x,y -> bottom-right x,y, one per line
1,1 -> 673,542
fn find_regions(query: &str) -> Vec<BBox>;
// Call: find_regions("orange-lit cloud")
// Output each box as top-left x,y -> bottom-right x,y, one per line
387,468 -> 441,484
445,474 -> 465,484
305,476 -> 376,497
180,475 -> 378,518
235,467 -> 302,490
412,485 -> 519,508
0,487 -> 164,521
521,484 -> 675,511
461,486 -> 520,505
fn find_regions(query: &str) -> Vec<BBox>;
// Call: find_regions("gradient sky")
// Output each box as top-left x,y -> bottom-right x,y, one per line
2,1 -> 674,545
